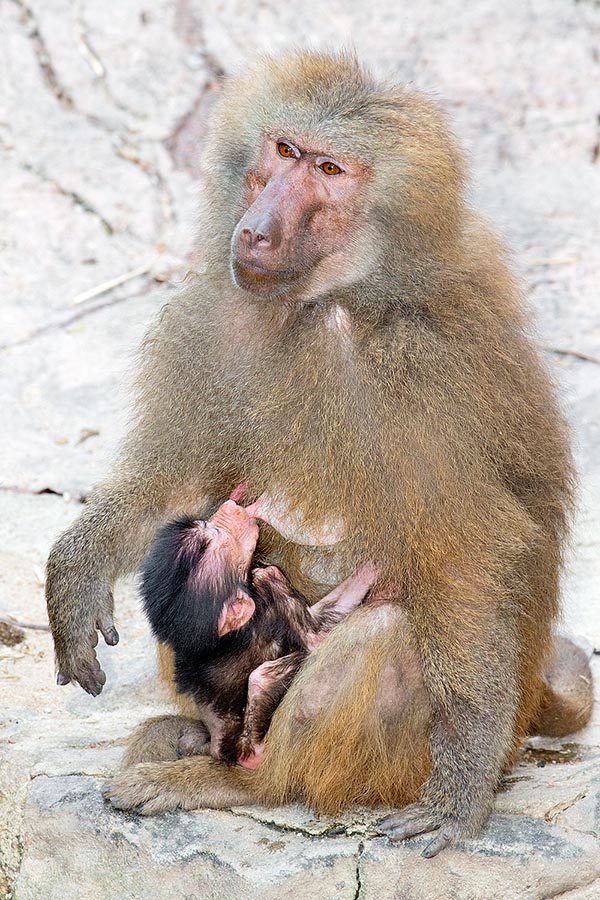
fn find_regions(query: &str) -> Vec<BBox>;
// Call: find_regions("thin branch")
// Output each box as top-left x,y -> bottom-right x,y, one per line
543,346 -> 600,366
71,263 -> 152,304
0,284 -> 151,352
73,0 -> 106,79
0,616 -> 49,632
526,256 -> 581,267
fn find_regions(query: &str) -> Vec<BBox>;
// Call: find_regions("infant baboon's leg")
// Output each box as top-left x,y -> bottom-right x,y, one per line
238,651 -> 306,766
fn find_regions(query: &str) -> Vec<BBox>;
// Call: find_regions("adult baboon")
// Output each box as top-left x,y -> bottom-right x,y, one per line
47,51 -> 591,856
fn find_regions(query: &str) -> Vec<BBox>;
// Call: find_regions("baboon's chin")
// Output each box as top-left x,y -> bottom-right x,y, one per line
230,258 -> 302,298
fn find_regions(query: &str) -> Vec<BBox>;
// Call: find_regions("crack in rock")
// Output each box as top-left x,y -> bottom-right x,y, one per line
166,1 -> 225,177
73,0 -> 145,123
0,773 -> 31,899
174,0 -> 226,80
353,840 -> 364,900
544,873 -> 600,900
8,0 -> 196,266
116,143 -> 177,233
226,807 -> 362,840
0,485 -> 85,503
10,0 -> 147,165
544,791 -> 588,824
30,771 -> 108,781
11,0 -> 75,110
0,143 -> 114,235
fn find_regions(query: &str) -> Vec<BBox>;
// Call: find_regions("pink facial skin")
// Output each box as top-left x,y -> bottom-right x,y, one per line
196,487 -> 263,638
206,496 -> 260,567
197,486 -> 262,581
230,135 -> 369,298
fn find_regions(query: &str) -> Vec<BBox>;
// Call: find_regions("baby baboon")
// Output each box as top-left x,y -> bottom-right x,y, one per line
48,50 -> 591,855
140,494 -> 377,768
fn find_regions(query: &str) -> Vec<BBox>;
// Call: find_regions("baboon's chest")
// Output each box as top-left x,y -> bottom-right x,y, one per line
258,487 -> 347,588
259,488 -> 345,547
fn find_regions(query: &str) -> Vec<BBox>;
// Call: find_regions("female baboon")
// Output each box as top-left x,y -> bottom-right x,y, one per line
46,51 -> 591,856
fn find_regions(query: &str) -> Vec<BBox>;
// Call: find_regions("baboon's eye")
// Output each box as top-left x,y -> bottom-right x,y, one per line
277,142 -> 298,159
319,161 -> 342,176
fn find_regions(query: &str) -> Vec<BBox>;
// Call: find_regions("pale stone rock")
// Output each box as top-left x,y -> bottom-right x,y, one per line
2,0 -> 599,896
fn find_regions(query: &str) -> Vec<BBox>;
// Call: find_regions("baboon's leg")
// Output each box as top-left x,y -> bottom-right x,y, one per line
531,636 -> 593,738
123,715 -> 210,767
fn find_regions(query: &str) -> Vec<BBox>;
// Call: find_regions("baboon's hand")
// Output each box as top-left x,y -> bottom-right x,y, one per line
46,550 -> 119,696
376,803 -> 466,857
55,591 -> 118,696
55,640 -> 108,697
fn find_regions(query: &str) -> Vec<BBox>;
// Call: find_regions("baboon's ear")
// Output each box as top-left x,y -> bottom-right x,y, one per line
217,590 -> 255,636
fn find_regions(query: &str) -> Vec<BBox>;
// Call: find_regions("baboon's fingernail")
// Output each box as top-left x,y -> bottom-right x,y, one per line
105,627 -> 119,646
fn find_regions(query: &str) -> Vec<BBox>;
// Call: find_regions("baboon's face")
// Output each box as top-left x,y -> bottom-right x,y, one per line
230,135 -> 370,298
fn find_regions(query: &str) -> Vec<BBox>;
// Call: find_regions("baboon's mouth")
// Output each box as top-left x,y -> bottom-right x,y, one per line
231,258 -> 301,295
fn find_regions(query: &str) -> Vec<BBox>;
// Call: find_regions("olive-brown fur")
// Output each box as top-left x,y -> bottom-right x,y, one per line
47,51 -> 591,851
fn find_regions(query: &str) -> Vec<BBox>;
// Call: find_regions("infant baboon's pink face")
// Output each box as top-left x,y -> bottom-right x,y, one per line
202,498 -> 260,578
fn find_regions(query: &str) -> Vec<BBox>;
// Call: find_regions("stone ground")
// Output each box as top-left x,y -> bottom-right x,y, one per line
1,1 -> 600,897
